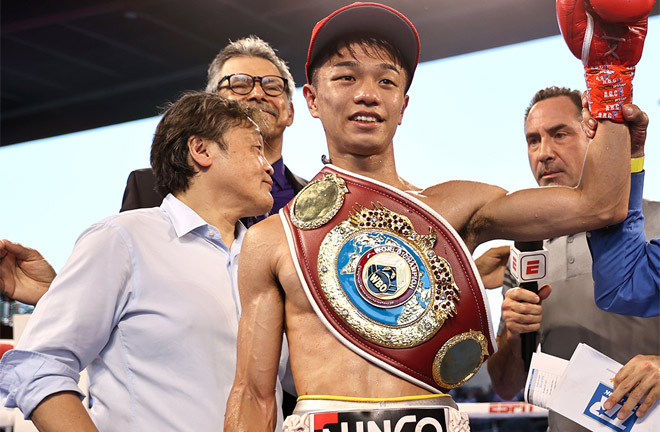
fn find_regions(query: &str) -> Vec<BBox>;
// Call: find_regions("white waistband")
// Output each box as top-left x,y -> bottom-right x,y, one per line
283,396 -> 470,432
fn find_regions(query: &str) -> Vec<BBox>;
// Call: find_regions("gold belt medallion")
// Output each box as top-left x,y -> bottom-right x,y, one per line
318,203 -> 460,348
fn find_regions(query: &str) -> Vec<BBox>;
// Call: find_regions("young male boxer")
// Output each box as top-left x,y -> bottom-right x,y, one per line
224,2 -> 651,430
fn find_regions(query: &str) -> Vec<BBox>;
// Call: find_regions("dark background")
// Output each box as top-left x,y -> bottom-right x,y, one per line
6,0 -> 657,146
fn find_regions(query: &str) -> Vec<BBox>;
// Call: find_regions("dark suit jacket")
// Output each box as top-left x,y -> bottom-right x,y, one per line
283,165 -> 307,194
120,166 -> 307,213
120,168 -> 165,212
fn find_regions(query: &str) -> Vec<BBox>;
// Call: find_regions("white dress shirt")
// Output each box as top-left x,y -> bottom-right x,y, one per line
0,194 -> 284,431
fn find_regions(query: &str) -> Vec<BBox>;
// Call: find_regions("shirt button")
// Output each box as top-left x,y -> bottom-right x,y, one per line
567,236 -> 574,243
208,229 -> 215,237
568,257 -> 575,264
586,232 -> 591,238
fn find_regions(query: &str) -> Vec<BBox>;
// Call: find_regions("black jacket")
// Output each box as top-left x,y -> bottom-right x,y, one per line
119,166 -> 307,213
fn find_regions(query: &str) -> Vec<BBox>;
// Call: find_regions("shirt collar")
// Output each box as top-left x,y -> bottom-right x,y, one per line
161,194 -> 246,253
161,194 -> 209,238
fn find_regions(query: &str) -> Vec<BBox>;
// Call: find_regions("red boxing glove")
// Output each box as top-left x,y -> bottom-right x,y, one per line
556,0 -> 655,122
592,0 -> 655,22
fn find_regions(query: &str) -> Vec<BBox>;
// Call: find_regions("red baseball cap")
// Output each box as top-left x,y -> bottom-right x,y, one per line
305,2 -> 421,90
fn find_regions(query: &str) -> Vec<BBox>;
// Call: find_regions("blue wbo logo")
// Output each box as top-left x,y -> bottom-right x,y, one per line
337,232 -> 430,325
584,383 -> 638,431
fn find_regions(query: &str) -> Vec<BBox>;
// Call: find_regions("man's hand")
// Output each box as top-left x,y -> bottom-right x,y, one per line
626,105 -> 649,158
475,245 -> 510,289
487,284 -> 552,400
582,96 -> 648,158
0,239 -> 55,305
604,354 -> 660,419
501,284 -> 552,336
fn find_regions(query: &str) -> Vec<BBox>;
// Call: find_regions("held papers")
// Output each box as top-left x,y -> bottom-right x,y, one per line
525,343 -> 658,431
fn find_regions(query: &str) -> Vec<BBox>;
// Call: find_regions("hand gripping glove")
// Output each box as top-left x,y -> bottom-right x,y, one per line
556,0 -> 655,121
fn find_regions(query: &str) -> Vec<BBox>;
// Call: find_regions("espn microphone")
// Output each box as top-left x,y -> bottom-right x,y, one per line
509,240 -> 548,372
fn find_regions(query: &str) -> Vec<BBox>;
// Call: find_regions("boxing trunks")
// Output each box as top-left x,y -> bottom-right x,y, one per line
281,165 -> 495,393
281,395 -> 470,432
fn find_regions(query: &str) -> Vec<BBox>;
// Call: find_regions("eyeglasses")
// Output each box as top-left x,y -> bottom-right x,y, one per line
217,73 -> 288,97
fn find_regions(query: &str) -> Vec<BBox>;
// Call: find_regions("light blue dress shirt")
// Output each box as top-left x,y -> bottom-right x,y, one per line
0,194 -> 284,431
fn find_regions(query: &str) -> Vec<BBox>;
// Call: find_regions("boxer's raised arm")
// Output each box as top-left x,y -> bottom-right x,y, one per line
465,0 -> 654,246
465,119 -> 630,246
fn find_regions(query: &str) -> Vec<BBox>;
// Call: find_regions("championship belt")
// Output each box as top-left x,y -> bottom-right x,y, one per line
281,165 -> 495,393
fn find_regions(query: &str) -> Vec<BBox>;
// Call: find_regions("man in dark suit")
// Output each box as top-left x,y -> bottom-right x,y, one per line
121,36 -> 306,222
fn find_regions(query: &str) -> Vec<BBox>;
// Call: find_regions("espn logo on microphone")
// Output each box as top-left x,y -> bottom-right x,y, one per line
509,246 -> 548,282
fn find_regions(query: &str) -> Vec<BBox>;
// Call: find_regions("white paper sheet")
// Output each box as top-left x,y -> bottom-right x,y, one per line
546,343 -> 658,431
524,351 -> 569,409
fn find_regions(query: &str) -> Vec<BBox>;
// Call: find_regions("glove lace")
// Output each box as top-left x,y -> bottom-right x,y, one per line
601,35 -> 626,61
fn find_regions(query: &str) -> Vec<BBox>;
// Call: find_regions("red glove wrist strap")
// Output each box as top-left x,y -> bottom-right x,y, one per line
584,65 -> 635,123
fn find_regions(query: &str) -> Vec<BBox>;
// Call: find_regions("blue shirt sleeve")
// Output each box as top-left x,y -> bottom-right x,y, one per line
0,220 -> 134,417
0,350 -> 84,418
587,172 -> 660,317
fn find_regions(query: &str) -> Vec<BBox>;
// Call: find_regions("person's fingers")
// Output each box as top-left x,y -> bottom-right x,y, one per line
635,380 -> 660,418
4,240 -> 41,262
537,284 -> 552,300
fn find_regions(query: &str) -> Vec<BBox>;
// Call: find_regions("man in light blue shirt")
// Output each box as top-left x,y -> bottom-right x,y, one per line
0,92 -> 281,431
